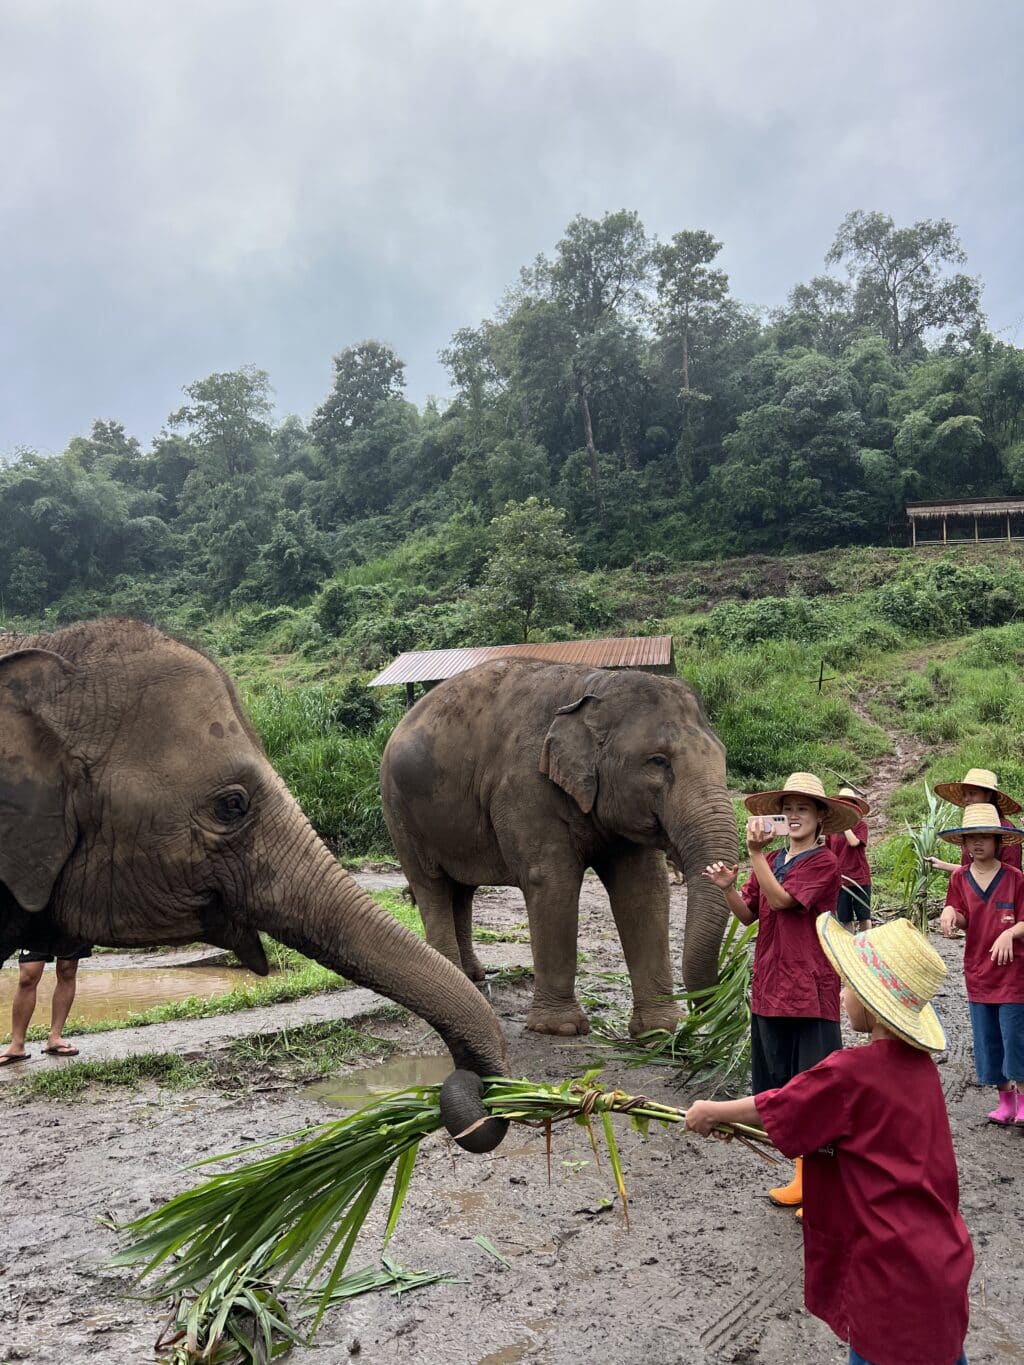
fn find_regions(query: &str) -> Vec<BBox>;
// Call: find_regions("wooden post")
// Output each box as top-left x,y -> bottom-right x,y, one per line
911,515 -> 917,547
405,682 -> 415,710
975,516 -> 979,543
1009,514 -> 1012,544
943,517 -> 948,545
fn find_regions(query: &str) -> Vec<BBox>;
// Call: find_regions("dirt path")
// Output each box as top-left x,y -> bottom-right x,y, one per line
0,877 -> 1020,1365
848,691 -> 929,838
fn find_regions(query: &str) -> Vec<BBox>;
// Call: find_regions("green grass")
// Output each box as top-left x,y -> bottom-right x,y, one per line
8,1053 -> 212,1102
228,1019 -> 398,1078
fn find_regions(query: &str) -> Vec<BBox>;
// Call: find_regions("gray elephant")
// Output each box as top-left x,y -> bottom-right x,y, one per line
381,659 -> 737,1037
0,619 -> 507,1151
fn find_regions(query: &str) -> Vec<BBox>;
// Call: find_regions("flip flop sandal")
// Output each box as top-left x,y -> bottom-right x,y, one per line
41,1044 -> 79,1056
0,1053 -> 31,1067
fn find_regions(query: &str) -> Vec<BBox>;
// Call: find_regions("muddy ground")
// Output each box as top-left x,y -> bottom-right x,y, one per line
1,875 -> 1021,1365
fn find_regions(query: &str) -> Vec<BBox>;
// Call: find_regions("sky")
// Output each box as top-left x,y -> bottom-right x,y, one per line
1,0 -> 1021,455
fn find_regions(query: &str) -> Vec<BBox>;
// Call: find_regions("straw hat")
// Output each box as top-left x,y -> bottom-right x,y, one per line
744,772 -> 861,835
837,784 -> 871,816
933,768 -> 1021,816
938,802 -> 1024,848
816,914 -> 947,1052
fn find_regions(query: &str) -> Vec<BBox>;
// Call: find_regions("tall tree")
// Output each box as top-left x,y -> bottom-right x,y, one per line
477,497 -> 579,641
826,211 -> 983,357
655,230 -> 729,395
311,341 -> 406,454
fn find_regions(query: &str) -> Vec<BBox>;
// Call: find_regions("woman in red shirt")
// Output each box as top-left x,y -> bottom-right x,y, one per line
703,771 -> 860,1210
939,802 -> 1024,1126
686,915 -> 974,1365
826,785 -> 872,933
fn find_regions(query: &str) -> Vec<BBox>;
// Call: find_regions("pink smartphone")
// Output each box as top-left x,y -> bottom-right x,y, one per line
752,815 -> 790,837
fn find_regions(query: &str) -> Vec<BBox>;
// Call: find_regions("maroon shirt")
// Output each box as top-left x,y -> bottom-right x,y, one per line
946,863 -> 1024,1004
741,846 -> 842,1021
826,820 -> 870,886
757,1040 -> 973,1365
959,817 -> 1022,870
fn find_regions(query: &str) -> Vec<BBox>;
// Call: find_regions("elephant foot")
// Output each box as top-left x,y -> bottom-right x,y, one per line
628,1004 -> 683,1038
526,1002 -> 590,1036
461,954 -> 487,982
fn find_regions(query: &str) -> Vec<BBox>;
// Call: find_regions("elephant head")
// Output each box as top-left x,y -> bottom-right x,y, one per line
0,620 -> 507,1152
539,668 -> 737,991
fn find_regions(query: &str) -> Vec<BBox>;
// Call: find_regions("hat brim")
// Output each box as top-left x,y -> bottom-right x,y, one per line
744,790 -> 861,835
838,792 -> 871,816
816,914 -> 946,1052
933,781 -> 1022,816
939,823 -> 1024,847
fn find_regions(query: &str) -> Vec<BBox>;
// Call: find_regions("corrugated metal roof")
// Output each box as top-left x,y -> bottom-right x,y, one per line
369,635 -> 674,687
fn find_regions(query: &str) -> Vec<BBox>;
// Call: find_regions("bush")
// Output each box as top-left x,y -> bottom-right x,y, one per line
692,593 -> 836,649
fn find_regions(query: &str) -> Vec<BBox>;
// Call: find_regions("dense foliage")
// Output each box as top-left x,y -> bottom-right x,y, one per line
3,208 -> 1021,640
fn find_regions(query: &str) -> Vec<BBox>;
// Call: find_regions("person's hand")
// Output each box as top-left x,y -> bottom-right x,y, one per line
702,861 -> 740,891
925,855 -> 938,869
990,929 -> 1017,965
939,907 -> 959,937
745,816 -> 773,853
685,1100 -> 726,1137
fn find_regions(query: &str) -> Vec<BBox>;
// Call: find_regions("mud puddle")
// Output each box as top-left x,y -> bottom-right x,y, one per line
306,1052 -> 452,1106
0,965 -> 267,1026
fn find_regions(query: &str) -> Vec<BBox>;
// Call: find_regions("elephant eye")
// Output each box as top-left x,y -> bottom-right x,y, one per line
213,790 -> 250,824
648,754 -> 670,768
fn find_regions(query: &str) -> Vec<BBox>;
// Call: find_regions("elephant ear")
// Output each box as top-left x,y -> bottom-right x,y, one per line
538,693 -> 601,814
0,649 -> 78,912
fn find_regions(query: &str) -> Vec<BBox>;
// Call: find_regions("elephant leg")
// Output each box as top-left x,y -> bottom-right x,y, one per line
406,873 -> 462,970
452,883 -> 485,982
522,866 -> 589,1036
595,846 -> 682,1037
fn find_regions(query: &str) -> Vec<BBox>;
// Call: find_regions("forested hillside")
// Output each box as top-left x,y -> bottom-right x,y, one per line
3,208 -> 1023,645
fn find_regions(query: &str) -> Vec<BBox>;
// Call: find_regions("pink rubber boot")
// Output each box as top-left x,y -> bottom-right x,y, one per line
987,1088 -> 1017,1125
1016,1091 -> 1024,1127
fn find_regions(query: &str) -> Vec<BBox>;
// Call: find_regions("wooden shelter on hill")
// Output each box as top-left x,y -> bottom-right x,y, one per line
369,635 -> 675,707
906,497 -> 1024,547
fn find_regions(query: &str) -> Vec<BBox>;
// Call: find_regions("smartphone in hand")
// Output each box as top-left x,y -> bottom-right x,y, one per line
748,814 -> 790,840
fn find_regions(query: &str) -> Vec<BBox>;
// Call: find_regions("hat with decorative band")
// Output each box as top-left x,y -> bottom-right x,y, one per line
744,771 -> 861,835
816,913 -> 947,1052
938,802 -> 1024,847
933,768 -> 1021,816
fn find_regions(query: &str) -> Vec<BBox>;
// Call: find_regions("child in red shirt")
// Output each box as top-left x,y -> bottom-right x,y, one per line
928,767 -> 1023,875
703,771 -> 859,1210
826,784 -> 872,932
686,915 -> 974,1365
939,802 -> 1024,1126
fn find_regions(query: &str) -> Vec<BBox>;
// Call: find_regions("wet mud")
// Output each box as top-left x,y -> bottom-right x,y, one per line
0,877 -> 1020,1364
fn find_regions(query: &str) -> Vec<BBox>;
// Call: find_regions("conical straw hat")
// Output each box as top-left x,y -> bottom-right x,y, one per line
744,772 -> 861,835
816,914 -> 947,1052
938,802 -> 1024,847
837,785 -> 871,816
934,768 -> 1021,816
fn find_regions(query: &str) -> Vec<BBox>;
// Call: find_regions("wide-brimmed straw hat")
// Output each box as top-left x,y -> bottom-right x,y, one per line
837,784 -> 871,816
816,914 -> 947,1052
933,768 -> 1021,816
938,802 -> 1024,848
744,772 -> 861,835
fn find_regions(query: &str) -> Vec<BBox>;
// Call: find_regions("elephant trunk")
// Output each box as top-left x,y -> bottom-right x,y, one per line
255,826 -> 508,1152
669,794 -> 739,993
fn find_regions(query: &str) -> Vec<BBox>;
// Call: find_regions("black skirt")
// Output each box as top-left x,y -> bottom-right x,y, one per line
750,1013 -> 842,1094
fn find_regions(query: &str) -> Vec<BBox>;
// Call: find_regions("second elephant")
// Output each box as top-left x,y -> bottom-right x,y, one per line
381,659 -> 737,1037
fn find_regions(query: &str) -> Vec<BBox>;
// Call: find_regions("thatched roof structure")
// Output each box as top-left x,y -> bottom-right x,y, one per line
905,497 -> 1024,545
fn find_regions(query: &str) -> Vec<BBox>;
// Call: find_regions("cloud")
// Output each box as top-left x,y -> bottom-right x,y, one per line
1,0 -> 1021,451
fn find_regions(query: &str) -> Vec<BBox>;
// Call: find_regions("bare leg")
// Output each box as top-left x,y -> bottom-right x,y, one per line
451,883 -> 485,981
1,960 -> 45,1058
523,865 -> 588,1035
596,845 -> 682,1037
46,958 -> 80,1051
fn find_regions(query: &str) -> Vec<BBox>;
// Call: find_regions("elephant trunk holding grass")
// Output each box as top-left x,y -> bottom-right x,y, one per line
381,659 -> 737,1037
0,619 -> 507,1152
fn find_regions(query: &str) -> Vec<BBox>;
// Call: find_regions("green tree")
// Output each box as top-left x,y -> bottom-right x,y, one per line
826,211 -> 984,357
311,341 -> 406,452
477,498 -> 579,641
655,230 -> 729,396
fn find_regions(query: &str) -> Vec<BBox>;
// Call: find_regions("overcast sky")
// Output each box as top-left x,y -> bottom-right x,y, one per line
1,0 -> 1021,455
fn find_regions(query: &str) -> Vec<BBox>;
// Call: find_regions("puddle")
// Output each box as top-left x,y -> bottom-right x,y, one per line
476,1321 -> 552,1365
0,965 -> 267,1026
306,1053 -> 453,1107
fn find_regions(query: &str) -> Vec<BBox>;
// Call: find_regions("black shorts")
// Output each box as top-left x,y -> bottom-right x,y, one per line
836,884 -> 872,925
751,1013 -> 842,1094
18,925 -> 93,965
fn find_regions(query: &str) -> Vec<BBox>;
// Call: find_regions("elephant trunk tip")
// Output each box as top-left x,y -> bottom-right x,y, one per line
439,1070 -> 509,1153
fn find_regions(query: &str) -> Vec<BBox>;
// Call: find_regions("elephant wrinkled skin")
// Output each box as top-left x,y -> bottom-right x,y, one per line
0,619 -> 507,1151
381,660 -> 737,1037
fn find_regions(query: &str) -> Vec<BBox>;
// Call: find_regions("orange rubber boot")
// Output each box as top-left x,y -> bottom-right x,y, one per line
768,1157 -> 803,1207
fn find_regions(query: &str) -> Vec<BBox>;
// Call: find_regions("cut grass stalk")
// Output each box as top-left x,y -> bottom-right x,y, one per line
113,1072 -> 774,1362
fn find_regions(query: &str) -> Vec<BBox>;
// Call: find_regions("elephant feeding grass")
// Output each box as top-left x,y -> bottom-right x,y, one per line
0,618 -> 507,1150
381,659 -> 738,1037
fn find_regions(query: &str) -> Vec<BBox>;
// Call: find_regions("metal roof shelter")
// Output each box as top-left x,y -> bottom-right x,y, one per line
907,497 -> 1024,546
370,635 -> 675,706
